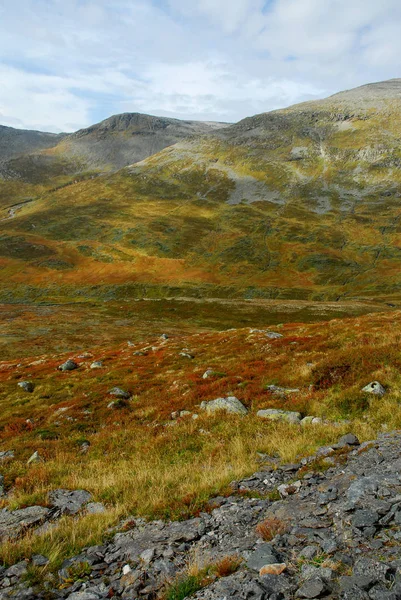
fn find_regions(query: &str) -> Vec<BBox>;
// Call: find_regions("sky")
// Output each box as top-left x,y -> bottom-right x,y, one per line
0,0 -> 400,132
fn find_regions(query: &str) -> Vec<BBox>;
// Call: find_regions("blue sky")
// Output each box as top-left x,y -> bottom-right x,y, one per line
0,0 -> 400,132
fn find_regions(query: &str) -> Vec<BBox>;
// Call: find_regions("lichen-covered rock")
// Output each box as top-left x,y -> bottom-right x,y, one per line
58,359 -> 78,372
108,387 -> 130,399
27,451 -> 42,465
337,433 -> 360,447
0,506 -> 50,540
17,381 -> 34,393
48,489 -> 92,515
361,381 -> 386,396
90,360 -> 103,369
201,396 -> 248,415
266,384 -> 300,396
257,409 -> 301,424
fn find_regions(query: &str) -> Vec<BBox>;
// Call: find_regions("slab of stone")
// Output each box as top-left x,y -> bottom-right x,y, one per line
257,409 -> 301,424
48,489 -> 92,515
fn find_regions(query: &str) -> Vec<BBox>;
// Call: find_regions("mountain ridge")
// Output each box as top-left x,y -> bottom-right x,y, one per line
2,78 -> 401,302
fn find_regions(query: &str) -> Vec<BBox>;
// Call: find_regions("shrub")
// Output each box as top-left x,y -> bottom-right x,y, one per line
256,517 -> 288,541
213,554 -> 242,577
165,574 -> 204,600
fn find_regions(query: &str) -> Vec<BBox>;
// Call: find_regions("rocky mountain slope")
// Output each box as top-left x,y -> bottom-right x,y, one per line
0,125 -> 64,162
2,78 -> 401,302
2,431 -> 401,599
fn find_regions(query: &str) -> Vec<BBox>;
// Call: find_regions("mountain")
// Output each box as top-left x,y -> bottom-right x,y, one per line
0,124 -> 64,161
2,79 -> 401,302
0,113 -> 228,184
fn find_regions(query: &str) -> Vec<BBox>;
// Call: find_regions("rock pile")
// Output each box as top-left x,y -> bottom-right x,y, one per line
4,432 -> 401,598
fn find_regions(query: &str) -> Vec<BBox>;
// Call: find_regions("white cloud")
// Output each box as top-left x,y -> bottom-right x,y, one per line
0,0 -> 401,131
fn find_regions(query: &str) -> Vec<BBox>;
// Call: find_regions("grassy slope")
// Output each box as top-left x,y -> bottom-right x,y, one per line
0,308 -> 401,567
2,94 -> 401,301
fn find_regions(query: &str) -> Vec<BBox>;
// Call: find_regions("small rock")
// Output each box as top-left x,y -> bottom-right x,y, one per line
266,384 -> 300,396
179,352 -> 195,359
296,577 -> 329,598
108,387 -> 131,399
202,369 -> 215,379
266,332 -> 283,339
85,502 -> 106,514
0,450 -> 14,462
65,593 -> 101,600
259,563 -> 287,576
300,546 -> 319,560
48,489 -> 92,515
257,409 -> 301,424
352,509 -> 379,529
140,548 -> 155,564
122,564 -> 132,575
247,543 -> 279,571
31,555 -> 49,566
90,361 -> 103,369
27,451 -> 42,465
200,396 -> 248,415
337,433 -> 360,447
160,334 -> 169,340
301,416 -> 323,426
58,359 -> 78,372
18,381 -> 34,393
361,381 -> 386,396
278,480 -> 302,497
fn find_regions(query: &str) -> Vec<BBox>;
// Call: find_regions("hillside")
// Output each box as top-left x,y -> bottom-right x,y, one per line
0,309 -> 401,596
0,114 -> 228,184
2,79 -> 401,302
0,125 -> 64,162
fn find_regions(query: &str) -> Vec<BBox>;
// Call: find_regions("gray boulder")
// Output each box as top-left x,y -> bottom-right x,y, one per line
48,489 -> 92,515
108,387 -> 130,399
247,543 -> 279,571
257,409 -> 302,424
0,506 -> 50,540
17,381 -> 34,393
337,433 -> 360,447
90,361 -> 103,369
200,397 -> 248,415
296,577 -> 330,598
361,381 -> 386,396
58,359 -> 78,372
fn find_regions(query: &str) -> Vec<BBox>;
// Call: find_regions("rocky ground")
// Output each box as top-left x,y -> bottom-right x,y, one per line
2,431 -> 401,598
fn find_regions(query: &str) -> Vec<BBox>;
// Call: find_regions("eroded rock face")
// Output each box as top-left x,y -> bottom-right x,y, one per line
200,396 -> 248,415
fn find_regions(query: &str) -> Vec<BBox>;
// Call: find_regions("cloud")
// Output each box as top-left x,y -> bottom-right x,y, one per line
0,0 -> 401,131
